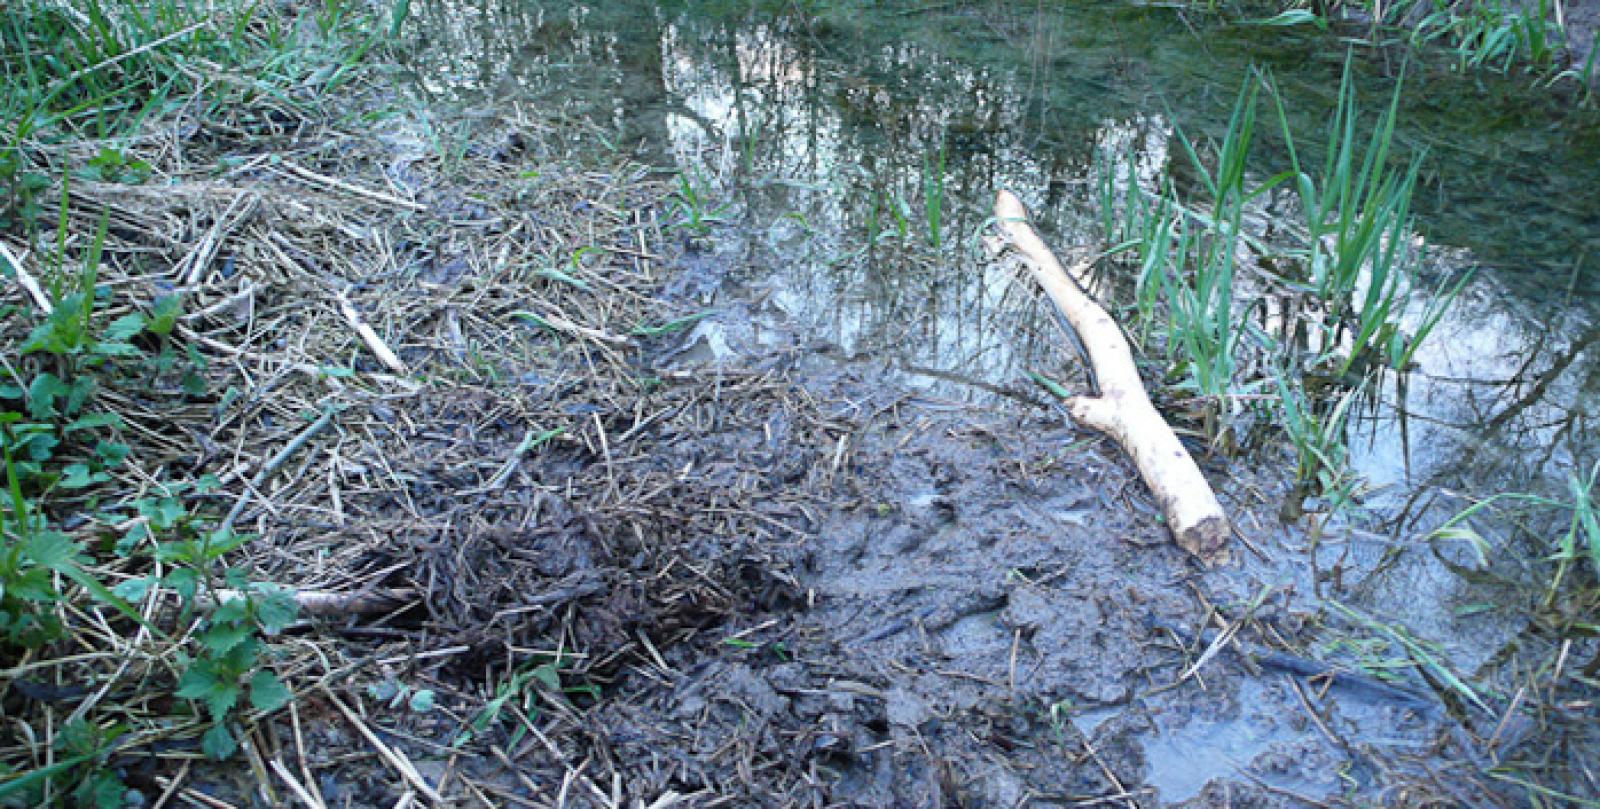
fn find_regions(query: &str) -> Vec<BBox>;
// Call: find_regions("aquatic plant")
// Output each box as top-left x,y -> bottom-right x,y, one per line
923,138 -> 947,248
1268,59 -> 1428,376
1410,0 -> 1563,71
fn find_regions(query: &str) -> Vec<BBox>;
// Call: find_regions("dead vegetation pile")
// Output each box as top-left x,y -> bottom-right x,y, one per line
0,86 -> 850,805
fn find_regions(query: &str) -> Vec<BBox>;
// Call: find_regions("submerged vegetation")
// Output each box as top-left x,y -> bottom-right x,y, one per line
1222,0 -> 1597,92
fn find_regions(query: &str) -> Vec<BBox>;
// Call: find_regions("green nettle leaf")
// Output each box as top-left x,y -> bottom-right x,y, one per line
95,441 -> 131,467
103,312 -> 146,342
222,568 -> 250,589
92,341 -> 142,358
21,430 -> 60,462
200,723 -> 238,760
148,296 -> 182,336
26,373 -> 70,419
65,412 -> 123,433
212,598 -> 250,625
201,530 -> 251,560
24,531 -> 79,570
138,497 -> 188,530
55,718 -> 101,756
86,770 -> 127,809
164,568 -> 199,602
176,664 -> 241,720
9,568 -> 59,601
249,670 -> 292,713
116,523 -> 151,556
201,621 -> 251,655
112,576 -> 156,602
252,585 -> 300,633
60,463 -> 109,489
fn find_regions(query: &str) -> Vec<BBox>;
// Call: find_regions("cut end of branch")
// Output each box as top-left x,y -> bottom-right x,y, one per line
995,189 -> 1029,223
1175,514 -> 1232,567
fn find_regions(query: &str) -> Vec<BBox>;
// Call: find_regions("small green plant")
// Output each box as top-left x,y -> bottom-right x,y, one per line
667,170 -> 730,236
1274,373 -> 1362,510
1412,0 -> 1562,71
923,138 -> 947,248
454,653 -> 594,749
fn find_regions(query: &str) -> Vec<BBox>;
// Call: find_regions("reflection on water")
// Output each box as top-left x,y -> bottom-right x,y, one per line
400,0 -> 1597,677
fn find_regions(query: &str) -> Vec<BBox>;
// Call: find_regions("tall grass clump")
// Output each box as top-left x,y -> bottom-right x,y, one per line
1096,62 -> 1467,510
1270,59 -> 1438,376
1,0 -> 384,233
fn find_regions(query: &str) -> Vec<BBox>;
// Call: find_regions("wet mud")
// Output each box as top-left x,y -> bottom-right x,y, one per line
272,245 -> 1469,808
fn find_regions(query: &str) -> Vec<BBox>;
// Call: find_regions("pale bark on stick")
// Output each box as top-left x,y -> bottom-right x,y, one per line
995,190 -> 1230,563
207,587 -> 418,617
336,292 -> 409,373
1,242 -> 53,314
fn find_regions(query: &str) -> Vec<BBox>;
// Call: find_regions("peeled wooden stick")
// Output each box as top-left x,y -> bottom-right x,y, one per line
994,190 -> 1230,563
336,292 -> 409,373
1,242 -> 52,314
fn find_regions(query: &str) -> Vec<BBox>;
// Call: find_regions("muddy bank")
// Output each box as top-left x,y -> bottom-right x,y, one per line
6,2 -> 1598,807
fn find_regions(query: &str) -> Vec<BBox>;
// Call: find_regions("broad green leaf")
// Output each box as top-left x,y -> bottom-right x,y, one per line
95,441 -> 130,467
60,463 -> 109,489
200,724 -> 238,760
64,412 -> 122,433
26,373 -> 70,419
148,296 -> 182,336
164,568 -> 199,603
24,531 -> 79,570
248,670 -> 292,713
253,585 -> 300,633
112,576 -> 155,602
212,598 -> 251,625
177,665 -> 240,720
200,621 -> 251,655
103,312 -> 146,342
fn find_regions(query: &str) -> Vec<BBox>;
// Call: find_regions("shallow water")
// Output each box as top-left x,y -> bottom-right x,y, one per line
398,0 -> 1598,799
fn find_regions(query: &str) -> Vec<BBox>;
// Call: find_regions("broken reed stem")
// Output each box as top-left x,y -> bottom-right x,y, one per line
336,292 -> 409,373
221,406 -> 339,533
1,242 -> 53,314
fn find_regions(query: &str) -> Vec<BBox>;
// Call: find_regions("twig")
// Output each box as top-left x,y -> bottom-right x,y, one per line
221,406 -> 339,532
277,162 -> 426,211
1,242 -> 52,314
337,292 -> 409,373
323,688 -> 446,806
150,760 -> 191,809
178,192 -> 259,285
195,586 -> 417,617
